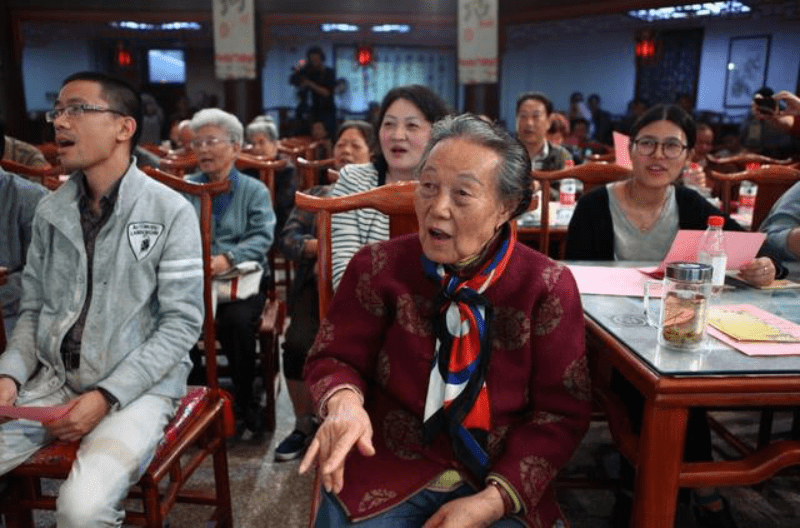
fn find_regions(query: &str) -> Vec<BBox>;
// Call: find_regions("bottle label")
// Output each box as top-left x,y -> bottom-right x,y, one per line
710,255 -> 727,286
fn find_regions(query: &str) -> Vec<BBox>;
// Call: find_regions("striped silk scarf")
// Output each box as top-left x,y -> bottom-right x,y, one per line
421,226 -> 516,480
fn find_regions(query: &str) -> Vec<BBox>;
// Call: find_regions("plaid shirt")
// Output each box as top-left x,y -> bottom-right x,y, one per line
60,175 -> 121,370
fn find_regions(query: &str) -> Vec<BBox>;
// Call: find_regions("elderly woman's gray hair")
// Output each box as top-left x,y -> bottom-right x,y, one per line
190,108 -> 244,146
416,114 -> 533,218
246,116 -> 279,143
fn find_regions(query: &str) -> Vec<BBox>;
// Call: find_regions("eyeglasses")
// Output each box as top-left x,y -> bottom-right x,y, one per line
46,103 -> 126,123
632,137 -> 688,159
190,137 -> 234,150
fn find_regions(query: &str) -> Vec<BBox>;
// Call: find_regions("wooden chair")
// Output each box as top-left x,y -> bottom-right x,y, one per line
1,171 -> 234,527
707,166 -> 800,230
532,163 -> 631,257
1,159 -> 64,191
295,181 -> 419,319
35,143 -> 59,166
706,152 -> 795,173
139,142 -> 170,157
294,181 -> 418,526
296,156 -> 336,190
148,166 -> 284,432
160,155 -> 197,177
278,136 -> 313,164
0,267 -> 7,353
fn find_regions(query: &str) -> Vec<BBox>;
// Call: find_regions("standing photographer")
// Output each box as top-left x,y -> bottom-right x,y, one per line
289,46 -> 336,138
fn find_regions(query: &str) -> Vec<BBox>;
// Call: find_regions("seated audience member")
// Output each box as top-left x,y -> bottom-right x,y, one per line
139,93 -> 164,145
299,115 -> 590,528
0,158 -> 48,336
245,116 -> 296,236
618,97 -> 648,135
741,87 -> 792,158
1,119 -> 49,168
680,122 -> 714,194
565,104 -> 779,528
547,112 -> 570,146
274,120 -> 374,462
311,120 -> 333,160
760,181 -> 800,265
568,91 -> 593,128
588,93 -> 613,145
516,92 -> 572,171
185,108 -> 276,435
329,84 -> 450,289
0,71 -> 204,525
168,119 -> 194,156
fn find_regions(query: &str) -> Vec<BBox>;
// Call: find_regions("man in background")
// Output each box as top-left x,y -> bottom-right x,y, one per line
0,131 -> 48,337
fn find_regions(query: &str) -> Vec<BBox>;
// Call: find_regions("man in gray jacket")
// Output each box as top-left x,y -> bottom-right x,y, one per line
0,72 -> 204,527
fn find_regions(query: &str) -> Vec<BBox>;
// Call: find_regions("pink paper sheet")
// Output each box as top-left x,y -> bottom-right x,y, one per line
567,265 -> 660,297
0,402 -> 77,423
709,328 -> 800,356
613,131 -> 632,169
638,230 -> 766,277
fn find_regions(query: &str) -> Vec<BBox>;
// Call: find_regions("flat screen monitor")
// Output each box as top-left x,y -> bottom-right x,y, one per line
148,49 -> 186,84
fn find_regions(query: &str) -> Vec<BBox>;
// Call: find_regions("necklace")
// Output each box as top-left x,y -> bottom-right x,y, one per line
622,180 -> 670,233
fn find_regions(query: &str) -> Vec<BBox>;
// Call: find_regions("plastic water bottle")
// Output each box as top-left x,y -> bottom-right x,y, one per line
697,215 -> 727,294
739,180 -> 758,219
557,159 -> 576,224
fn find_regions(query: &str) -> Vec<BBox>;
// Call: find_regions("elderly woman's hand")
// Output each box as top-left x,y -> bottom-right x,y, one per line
210,254 -> 232,276
422,486 -> 505,528
737,257 -> 776,288
298,389 -> 375,494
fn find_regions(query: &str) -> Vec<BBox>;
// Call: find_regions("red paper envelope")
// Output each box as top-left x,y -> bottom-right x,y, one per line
0,402 -> 77,423
613,131 -> 632,169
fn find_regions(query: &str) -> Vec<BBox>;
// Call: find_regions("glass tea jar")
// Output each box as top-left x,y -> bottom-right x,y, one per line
644,262 -> 713,350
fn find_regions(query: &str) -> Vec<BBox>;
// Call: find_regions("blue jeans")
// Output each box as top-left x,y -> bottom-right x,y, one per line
315,484 -> 526,527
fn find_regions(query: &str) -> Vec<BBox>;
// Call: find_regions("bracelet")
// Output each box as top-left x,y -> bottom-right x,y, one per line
486,479 -> 514,517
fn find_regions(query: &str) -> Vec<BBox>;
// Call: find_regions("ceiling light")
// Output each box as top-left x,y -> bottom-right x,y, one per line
628,1 -> 750,22
371,24 -> 410,33
321,23 -> 359,32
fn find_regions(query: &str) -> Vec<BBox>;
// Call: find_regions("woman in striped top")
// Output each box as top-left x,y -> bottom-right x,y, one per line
329,85 -> 450,289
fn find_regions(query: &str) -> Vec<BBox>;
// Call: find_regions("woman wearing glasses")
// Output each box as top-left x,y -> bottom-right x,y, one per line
565,104 -> 777,286
565,105 -> 779,528
184,108 -> 276,436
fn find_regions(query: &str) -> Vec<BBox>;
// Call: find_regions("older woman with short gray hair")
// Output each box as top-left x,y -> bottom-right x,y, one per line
301,113 -> 590,527
184,107 -> 275,434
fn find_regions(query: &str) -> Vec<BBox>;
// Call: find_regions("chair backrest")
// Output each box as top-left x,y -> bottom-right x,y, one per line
36,142 -> 59,166
235,154 -> 288,199
707,165 -> 800,230
706,152 -> 795,173
532,163 -> 631,254
294,181 -> 419,318
1,159 -> 64,190
159,155 -> 197,177
0,267 -> 7,353
296,156 -> 336,190
143,166 -> 230,390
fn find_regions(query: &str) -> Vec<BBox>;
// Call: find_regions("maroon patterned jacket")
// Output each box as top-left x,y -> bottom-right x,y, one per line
305,234 -> 590,527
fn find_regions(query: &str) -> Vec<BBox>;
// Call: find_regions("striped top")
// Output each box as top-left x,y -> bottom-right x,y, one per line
330,162 -> 390,289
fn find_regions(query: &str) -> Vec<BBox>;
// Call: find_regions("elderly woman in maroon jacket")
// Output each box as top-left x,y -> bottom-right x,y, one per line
300,114 -> 590,527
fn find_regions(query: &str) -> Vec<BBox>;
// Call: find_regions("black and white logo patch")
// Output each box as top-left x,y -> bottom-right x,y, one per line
128,222 -> 164,261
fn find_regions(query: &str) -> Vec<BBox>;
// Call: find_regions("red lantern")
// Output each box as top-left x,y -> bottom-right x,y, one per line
116,43 -> 132,67
356,45 -> 374,67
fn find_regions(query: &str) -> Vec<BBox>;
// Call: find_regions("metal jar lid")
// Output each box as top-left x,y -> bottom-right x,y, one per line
665,261 -> 712,282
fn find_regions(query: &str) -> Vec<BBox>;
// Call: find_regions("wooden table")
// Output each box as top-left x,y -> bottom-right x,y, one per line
576,262 -> 800,528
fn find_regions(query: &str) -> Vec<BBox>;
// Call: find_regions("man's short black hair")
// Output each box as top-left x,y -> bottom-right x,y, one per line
61,71 -> 142,150
516,92 -> 553,116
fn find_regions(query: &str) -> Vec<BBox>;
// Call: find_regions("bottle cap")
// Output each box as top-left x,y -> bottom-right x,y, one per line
665,262 -> 712,282
707,215 -> 724,227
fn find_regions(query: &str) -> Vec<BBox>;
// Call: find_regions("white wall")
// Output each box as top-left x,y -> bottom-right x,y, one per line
23,40 -> 93,111
696,19 -> 800,119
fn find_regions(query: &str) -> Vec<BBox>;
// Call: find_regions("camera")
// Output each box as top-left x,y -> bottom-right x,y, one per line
755,95 -> 777,113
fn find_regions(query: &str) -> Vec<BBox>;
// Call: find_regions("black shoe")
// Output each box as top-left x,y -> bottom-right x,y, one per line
274,429 -> 311,461
693,496 -> 738,528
